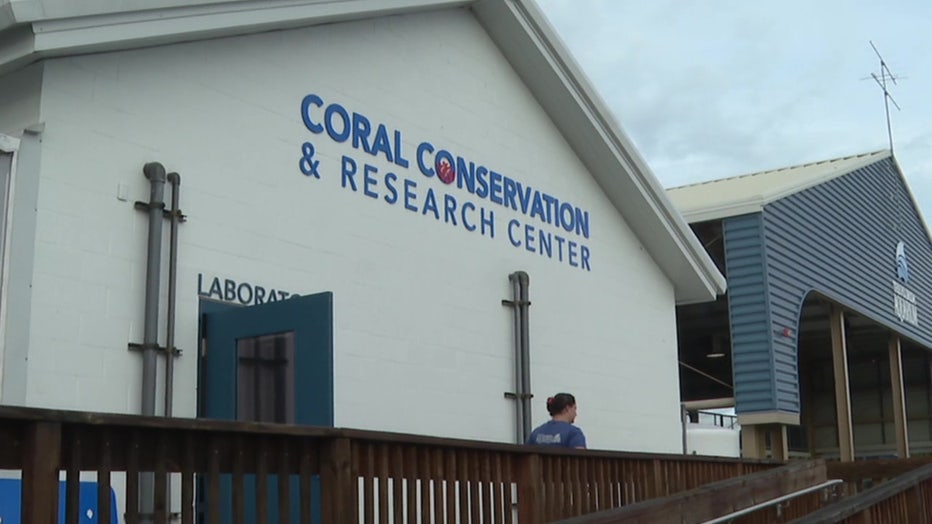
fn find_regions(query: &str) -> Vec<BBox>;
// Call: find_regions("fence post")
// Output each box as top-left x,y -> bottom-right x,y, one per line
23,421 -> 62,523
517,453 -> 542,522
906,484 -> 924,520
652,459 -> 665,497
321,437 -> 356,522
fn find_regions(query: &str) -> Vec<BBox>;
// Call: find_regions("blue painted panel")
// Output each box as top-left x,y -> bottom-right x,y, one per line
0,479 -> 118,523
723,213 -> 779,414
757,156 -> 932,415
764,158 -> 932,346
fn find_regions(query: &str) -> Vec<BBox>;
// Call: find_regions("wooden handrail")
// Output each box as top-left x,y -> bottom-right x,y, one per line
0,405 -> 782,522
703,479 -> 842,524
0,404 -> 770,462
826,456 -> 932,484
788,462 -> 932,523
551,459 -> 828,524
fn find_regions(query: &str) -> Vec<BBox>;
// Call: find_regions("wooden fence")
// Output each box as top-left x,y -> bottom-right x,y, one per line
0,405 -> 779,523
551,456 -> 932,523
789,460 -> 932,524
552,459 -> 831,524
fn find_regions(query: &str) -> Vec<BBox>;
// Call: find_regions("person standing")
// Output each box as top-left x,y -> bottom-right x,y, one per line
527,392 -> 587,449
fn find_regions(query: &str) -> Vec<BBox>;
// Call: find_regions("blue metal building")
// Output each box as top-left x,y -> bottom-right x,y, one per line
669,150 -> 932,460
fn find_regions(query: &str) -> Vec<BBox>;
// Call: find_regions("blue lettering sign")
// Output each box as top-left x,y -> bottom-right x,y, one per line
444,195 -> 458,225
417,142 -> 435,177
301,94 -> 324,134
384,172 -> 399,204
462,202 -> 476,232
352,112 -> 372,153
404,179 -> 418,212
299,93 -> 594,271
422,188 -> 439,219
508,219 -> 521,248
342,156 -> 358,190
325,103 -> 351,143
364,164 -> 379,199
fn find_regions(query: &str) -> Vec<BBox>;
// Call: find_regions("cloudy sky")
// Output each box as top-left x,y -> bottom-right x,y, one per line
536,1 -> 932,215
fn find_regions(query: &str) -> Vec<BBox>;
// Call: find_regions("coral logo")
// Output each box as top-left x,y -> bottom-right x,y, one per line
896,241 -> 910,284
435,157 -> 455,184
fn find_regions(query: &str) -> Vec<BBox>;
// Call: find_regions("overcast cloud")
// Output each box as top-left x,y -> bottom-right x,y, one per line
537,1 -> 932,214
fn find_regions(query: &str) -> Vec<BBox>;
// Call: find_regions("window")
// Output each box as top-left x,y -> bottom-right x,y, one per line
235,331 -> 296,423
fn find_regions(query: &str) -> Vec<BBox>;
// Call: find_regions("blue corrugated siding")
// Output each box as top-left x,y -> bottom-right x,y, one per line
756,157 -> 932,415
723,214 -> 778,414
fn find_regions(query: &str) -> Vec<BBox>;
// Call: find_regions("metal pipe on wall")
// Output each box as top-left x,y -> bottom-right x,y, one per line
516,271 -> 532,440
141,162 -> 166,416
509,273 -> 524,444
164,172 -> 181,418
140,162 -> 166,523
507,271 -> 532,444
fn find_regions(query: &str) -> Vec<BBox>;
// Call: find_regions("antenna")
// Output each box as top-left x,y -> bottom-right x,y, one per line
865,40 -> 903,152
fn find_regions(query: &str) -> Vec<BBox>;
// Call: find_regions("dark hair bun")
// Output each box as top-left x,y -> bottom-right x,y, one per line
546,393 -> 576,416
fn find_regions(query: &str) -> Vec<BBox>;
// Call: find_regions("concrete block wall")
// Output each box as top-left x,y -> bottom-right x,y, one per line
13,8 -> 684,452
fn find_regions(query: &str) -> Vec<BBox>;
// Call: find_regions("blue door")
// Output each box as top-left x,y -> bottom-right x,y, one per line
199,292 -> 333,523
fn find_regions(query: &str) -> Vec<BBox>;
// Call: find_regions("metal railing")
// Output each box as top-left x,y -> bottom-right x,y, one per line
690,409 -> 738,430
704,479 -> 841,524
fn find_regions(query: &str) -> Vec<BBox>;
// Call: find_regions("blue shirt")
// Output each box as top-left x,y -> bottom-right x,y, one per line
527,420 -> 587,448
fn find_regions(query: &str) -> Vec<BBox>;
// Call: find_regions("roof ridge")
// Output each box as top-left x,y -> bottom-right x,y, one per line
668,149 -> 890,191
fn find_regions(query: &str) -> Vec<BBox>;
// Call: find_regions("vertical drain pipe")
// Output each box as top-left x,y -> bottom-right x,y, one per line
509,273 -> 525,444
516,271 -> 532,440
507,271 -> 532,443
140,162 -> 166,523
162,172 -> 181,522
164,172 -> 181,418
141,162 -> 166,416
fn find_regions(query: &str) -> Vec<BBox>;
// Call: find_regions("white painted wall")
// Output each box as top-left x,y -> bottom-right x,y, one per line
19,7 -> 684,452
685,425 -> 740,458
0,64 -> 42,135
0,64 -> 43,403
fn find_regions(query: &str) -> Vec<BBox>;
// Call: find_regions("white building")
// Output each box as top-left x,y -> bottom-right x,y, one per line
0,0 -> 725,454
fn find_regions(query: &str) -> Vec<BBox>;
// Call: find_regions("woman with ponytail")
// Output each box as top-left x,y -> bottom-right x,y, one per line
526,392 -> 587,449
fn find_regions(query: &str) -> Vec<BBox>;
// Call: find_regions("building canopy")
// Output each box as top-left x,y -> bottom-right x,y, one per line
669,151 -> 932,420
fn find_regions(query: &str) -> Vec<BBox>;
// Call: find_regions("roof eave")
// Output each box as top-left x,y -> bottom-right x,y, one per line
0,0 -> 472,74
680,201 -> 764,225
889,155 -> 932,250
667,150 -> 894,223
474,0 -> 726,304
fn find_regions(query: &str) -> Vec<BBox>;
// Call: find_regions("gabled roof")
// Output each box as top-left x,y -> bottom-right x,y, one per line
667,150 -> 891,223
0,0 -> 726,303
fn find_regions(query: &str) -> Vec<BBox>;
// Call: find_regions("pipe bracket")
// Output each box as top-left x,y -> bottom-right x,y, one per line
134,201 -> 166,212
163,208 -> 187,222
135,200 -> 187,222
501,299 -> 531,307
504,392 -> 534,400
128,342 -> 182,356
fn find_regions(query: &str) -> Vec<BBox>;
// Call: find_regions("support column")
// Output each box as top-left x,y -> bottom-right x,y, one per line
802,357 -> 817,457
889,335 -> 910,458
830,305 -> 855,462
741,425 -> 766,459
770,425 -> 789,461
